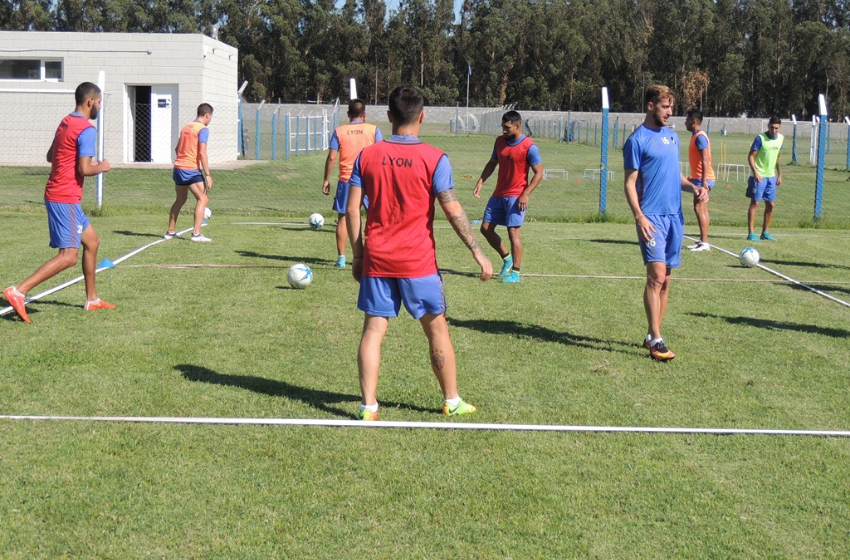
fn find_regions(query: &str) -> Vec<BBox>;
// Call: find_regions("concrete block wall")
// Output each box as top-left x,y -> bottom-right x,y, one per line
0,31 -> 239,166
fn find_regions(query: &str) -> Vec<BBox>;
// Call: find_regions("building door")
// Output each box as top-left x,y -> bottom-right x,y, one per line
151,85 -> 178,164
129,85 -> 151,162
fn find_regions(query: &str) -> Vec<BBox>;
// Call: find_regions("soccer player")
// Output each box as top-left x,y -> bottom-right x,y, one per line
166,103 -> 214,242
346,85 -> 493,421
322,99 -> 382,268
473,110 -> 543,283
685,110 -> 715,252
746,117 -> 783,242
623,85 -> 709,361
3,82 -> 113,323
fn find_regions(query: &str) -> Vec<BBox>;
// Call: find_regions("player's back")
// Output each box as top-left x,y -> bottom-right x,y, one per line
336,122 -> 379,181
357,137 -> 446,277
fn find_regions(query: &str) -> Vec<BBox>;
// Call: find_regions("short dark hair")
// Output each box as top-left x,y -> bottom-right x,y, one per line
197,103 -> 214,117
388,86 -> 424,125
644,85 -> 674,109
348,99 -> 366,118
768,116 -> 781,125
502,110 -> 522,125
687,110 -> 703,123
75,82 -> 101,106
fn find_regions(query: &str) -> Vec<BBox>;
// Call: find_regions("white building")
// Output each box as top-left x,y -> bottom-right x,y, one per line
0,31 -> 238,166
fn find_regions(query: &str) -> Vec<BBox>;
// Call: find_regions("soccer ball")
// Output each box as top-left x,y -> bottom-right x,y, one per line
739,247 -> 760,268
204,206 -> 212,220
287,263 -> 313,289
309,213 -> 324,228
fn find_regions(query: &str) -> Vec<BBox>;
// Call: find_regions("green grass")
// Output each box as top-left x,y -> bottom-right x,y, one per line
1,132 -> 849,558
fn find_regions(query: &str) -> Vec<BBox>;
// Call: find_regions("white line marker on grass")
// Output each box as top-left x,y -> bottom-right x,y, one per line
1,224 -> 200,317
0,414 -> 848,438
684,235 -> 850,309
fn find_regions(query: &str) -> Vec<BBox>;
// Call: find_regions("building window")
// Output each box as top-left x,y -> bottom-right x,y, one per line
0,59 -> 63,81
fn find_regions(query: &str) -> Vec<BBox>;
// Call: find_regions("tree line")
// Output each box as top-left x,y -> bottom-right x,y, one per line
5,0 -> 850,118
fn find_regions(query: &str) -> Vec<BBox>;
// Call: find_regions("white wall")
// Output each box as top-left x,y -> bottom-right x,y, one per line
0,31 -> 238,165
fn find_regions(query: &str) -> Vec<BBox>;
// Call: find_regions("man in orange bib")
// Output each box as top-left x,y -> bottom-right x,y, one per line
322,99 -> 382,268
685,110 -> 715,251
167,103 -> 213,242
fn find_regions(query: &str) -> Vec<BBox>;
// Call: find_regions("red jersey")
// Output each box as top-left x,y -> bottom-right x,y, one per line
44,114 -> 95,203
357,139 -> 447,278
493,135 -> 535,197
335,122 -> 379,182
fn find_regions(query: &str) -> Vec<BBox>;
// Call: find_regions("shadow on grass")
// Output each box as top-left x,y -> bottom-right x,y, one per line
177,364 -> 437,417
760,258 -> 850,271
448,317 -> 636,354
113,230 -> 166,239
236,250 -> 329,266
586,238 -> 638,246
689,312 -> 850,339
791,283 -> 850,296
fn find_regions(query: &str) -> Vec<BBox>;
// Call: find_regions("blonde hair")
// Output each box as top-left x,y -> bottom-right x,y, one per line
644,85 -> 675,109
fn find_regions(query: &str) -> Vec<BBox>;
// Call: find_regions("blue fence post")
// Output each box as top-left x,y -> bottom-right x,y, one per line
621,122 -> 627,149
791,117 -> 798,165
255,102 -> 263,160
566,112 -> 571,142
613,118 -> 619,151
845,117 -> 850,170
600,88 -> 610,214
814,95 -> 827,220
595,122 -> 598,146
271,109 -> 277,160
295,116 -> 300,155
285,113 -> 290,161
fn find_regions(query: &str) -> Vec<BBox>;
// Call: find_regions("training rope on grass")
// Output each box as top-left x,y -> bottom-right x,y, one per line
684,235 -> 850,309
0,224 -> 201,317
1,414 -> 848,438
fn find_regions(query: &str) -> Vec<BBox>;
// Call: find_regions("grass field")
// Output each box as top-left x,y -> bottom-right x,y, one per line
1,130 -> 849,558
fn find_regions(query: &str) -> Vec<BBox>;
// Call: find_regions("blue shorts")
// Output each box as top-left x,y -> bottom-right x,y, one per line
358,273 -> 446,319
333,181 -> 369,214
45,200 -> 90,249
691,178 -> 715,190
173,168 -> 204,186
483,196 -> 525,228
638,214 -> 683,268
746,176 -> 777,202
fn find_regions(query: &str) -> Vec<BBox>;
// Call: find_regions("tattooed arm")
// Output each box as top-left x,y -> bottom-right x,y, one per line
437,188 -> 493,281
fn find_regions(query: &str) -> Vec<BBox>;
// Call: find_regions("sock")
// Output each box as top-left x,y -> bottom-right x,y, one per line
502,254 -> 512,262
11,287 -> 25,298
360,403 -> 378,413
444,396 -> 461,407
512,266 -> 521,273
87,298 -> 101,305
651,337 -> 664,347
645,334 -> 652,343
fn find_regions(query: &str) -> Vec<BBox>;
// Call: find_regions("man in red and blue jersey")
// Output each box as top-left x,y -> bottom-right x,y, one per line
166,103 -> 214,242
473,111 -> 543,283
3,82 -> 113,323
322,99 -> 382,268
346,85 -> 493,421
624,85 -> 708,361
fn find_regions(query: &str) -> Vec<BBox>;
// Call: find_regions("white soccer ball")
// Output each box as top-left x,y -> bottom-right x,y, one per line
739,247 -> 760,268
309,213 -> 325,228
287,263 -> 313,289
204,206 -> 212,220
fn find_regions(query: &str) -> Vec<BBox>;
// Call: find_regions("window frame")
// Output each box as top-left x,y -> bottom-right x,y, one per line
0,59 -> 64,82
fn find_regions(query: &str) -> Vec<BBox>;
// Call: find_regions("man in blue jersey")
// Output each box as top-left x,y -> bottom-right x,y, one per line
623,85 -> 708,361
